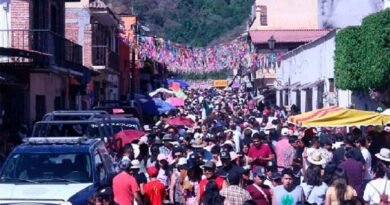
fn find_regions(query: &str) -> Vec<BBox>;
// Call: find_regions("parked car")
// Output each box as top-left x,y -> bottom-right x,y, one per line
0,137 -> 116,204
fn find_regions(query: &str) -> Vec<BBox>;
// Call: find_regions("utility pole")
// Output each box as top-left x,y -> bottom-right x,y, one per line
130,23 -> 138,100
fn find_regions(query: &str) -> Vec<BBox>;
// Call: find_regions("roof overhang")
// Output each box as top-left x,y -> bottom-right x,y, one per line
249,29 -> 331,44
90,9 -> 120,26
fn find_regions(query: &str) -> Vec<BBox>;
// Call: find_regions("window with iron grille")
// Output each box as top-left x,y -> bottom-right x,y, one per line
260,6 -> 268,26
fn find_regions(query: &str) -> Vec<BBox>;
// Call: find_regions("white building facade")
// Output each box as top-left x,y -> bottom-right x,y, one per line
276,30 -> 382,113
276,30 -> 337,113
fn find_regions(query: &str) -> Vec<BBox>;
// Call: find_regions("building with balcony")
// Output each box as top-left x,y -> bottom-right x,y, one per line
0,0 -> 91,136
248,0 -> 330,94
65,0 -> 122,106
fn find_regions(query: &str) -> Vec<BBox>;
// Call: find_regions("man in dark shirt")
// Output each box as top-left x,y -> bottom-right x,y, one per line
338,149 -> 365,196
332,134 -> 365,165
217,151 -> 244,177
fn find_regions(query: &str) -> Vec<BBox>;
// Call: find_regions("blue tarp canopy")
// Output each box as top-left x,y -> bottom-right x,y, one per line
141,98 -> 177,115
167,79 -> 189,88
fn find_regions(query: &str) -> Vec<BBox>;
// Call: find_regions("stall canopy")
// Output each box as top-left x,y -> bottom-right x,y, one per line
302,108 -> 390,127
141,98 -> 177,115
288,106 -> 344,125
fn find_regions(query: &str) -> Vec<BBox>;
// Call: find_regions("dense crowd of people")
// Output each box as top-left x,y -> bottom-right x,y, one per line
91,88 -> 389,205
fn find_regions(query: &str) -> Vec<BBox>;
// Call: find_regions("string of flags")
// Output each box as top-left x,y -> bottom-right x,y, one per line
137,35 -> 284,74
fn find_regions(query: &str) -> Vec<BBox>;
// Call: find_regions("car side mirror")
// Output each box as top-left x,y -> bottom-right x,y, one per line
97,164 -> 114,187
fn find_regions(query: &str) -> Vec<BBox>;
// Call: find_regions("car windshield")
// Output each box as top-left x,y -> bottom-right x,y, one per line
0,153 -> 92,183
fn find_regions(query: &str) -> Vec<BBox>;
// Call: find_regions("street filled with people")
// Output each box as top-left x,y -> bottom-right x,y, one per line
92,88 -> 390,205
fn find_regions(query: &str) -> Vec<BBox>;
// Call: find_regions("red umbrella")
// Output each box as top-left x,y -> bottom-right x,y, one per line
114,130 -> 146,148
166,116 -> 195,127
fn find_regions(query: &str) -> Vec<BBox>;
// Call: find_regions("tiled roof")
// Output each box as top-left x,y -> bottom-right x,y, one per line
249,29 -> 331,44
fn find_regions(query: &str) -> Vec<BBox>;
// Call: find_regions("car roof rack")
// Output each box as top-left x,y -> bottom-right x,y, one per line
42,110 -> 110,121
24,137 -> 91,145
32,113 -> 118,153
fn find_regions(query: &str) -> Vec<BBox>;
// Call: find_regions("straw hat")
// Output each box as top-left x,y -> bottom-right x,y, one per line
375,148 -> 390,162
307,151 -> 326,166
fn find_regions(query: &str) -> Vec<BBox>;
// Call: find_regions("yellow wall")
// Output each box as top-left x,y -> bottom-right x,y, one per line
250,0 -> 319,30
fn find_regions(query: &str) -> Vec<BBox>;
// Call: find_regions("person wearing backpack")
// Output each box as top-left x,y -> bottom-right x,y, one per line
363,162 -> 389,205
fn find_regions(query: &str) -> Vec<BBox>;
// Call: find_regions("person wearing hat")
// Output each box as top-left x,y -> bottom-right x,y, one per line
217,151 -> 244,178
183,154 -> 203,205
220,171 -> 252,205
275,127 -> 291,170
169,158 -> 187,205
375,148 -> 390,166
156,153 -> 171,187
198,161 -> 226,203
246,167 -> 271,205
112,159 -> 143,205
129,160 -> 147,195
143,166 -> 165,205
143,125 -> 152,132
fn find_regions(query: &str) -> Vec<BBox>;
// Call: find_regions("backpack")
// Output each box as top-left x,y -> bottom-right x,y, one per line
380,179 -> 388,205
369,179 -> 389,205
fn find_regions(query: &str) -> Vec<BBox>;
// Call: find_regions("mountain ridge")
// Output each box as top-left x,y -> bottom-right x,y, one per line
104,0 -> 254,47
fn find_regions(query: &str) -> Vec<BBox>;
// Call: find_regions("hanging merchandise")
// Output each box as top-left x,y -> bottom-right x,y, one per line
138,35 -> 284,74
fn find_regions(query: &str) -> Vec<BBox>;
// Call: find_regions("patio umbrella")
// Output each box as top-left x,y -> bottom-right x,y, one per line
114,130 -> 146,148
166,116 -> 195,127
141,98 -> 176,115
302,108 -> 390,127
166,97 -> 185,107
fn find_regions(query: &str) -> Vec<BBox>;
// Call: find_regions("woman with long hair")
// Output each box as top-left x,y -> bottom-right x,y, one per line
302,165 -> 328,205
325,168 -> 357,205
202,180 -> 224,205
323,162 -> 337,186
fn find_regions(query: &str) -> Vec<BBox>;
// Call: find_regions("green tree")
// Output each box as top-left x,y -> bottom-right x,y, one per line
334,9 -> 390,106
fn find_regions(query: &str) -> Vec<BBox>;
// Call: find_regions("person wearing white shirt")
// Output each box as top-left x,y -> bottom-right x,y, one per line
356,136 -> 372,181
363,162 -> 390,205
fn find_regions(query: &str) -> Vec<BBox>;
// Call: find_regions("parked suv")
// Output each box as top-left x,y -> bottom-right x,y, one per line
32,111 -> 118,152
0,137 -> 116,205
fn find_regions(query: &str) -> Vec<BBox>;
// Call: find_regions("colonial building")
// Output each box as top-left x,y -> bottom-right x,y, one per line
0,0 -> 91,136
248,0 -> 329,100
65,0 -> 121,106
276,29 -> 383,113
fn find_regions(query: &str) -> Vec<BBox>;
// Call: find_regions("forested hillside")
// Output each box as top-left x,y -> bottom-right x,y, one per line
105,0 -> 254,47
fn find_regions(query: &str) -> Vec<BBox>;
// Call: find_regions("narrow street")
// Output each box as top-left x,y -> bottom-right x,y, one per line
0,0 -> 389,205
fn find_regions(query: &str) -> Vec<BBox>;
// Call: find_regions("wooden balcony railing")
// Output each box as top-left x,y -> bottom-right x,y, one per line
0,29 -> 82,69
91,45 -> 119,71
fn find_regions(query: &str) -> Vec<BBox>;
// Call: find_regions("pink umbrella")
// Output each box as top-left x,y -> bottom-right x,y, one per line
166,97 -> 185,107
114,130 -> 146,148
166,116 -> 195,127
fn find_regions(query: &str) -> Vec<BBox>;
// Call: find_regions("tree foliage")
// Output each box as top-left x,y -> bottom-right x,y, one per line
335,9 -> 390,90
105,0 -> 254,47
